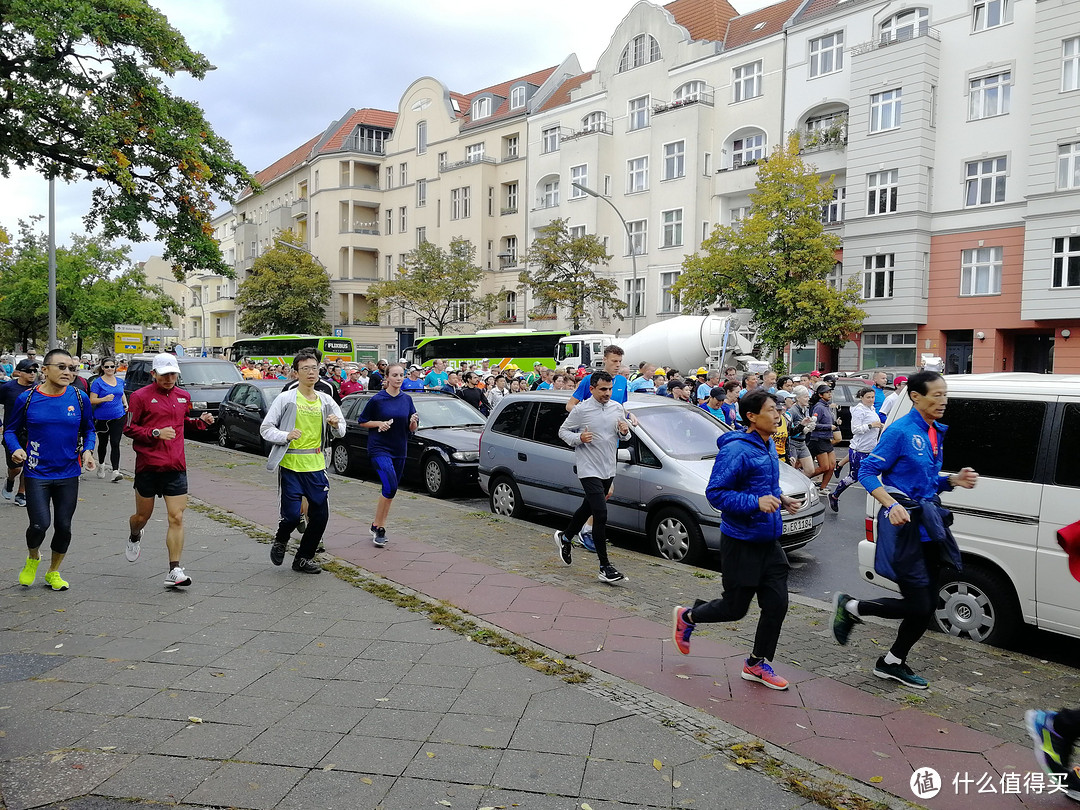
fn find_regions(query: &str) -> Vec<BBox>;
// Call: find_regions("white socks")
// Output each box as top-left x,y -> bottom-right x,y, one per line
845,599 -> 860,617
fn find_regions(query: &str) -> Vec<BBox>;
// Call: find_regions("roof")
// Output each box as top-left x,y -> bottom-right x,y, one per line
244,133 -> 321,195
318,108 -> 397,154
797,0 -> 853,22
459,65 -> 559,127
723,0 -> 803,49
664,0 -> 739,42
535,71 -> 595,114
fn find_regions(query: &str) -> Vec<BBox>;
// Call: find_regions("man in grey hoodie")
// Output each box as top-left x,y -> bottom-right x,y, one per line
554,371 -> 632,584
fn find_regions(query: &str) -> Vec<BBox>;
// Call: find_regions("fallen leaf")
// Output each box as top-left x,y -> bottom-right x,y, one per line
675,674 -> 690,680
595,644 -> 603,651
50,754 -> 65,763
0,731 -> 6,737
437,801 -> 451,806
99,746 -> 116,751
937,728 -> 949,734
581,804 -> 594,810
162,648 -> 179,653
870,776 -> 883,783
187,716 -> 203,724
211,672 -> 225,678
322,764 -> 335,771
796,723 -> 807,729
873,750 -> 891,759
317,642 -> 325,647
427,751 -> 436,758
734,757 -> 757,766
71,763 -> 84,770
673,780 -> 682,788
653,759 -> 663,771
54,608 -> 65,612
248,782 -> 260,790
375,698 -> 389,702
54,644 -> 63,649
360,777 -> 373,785
304,611 -> 313,615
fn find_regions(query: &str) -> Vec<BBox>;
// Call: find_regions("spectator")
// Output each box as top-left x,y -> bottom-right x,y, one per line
629,363 -> 657,393
339,366 -> 364,397
424,360 -> 449,390
700,386 -> 725,419
401,366 -> 425,391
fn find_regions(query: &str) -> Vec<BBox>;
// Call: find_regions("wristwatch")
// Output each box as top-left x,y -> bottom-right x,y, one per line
152,429 -> 160,438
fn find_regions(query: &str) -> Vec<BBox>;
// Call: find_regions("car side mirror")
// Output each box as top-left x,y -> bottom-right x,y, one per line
616,448 -> 632,463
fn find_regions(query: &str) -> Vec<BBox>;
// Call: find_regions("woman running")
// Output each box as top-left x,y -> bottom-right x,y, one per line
357,363 -> 418,548
786,385 -> 817,476
828,387 -> 882,511
90,356 -> 127,482
808,383 -> 839,492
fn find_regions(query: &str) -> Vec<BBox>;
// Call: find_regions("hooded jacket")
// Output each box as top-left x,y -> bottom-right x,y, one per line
705,429 -> 783,543
260,388 -> 346,472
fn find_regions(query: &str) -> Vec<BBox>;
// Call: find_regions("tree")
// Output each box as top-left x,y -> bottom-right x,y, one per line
673,134 -> 865,356
520,218 -> 625,329
367,238 -> 488,335
0,0 -> 253,278
235,231 -> 331,335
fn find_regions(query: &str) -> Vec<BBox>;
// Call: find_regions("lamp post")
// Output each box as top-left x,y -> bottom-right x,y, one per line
159,277 -> 207,356
572,181 -> 639,335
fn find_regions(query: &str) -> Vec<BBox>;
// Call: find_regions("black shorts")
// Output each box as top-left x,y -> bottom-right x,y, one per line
807,438 -> 835,457
4,445 -> 21,470
134,470 -> 188,499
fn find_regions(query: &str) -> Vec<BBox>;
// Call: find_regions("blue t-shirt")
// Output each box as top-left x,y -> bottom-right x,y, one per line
537,382 -> 552,390
3,386 -> 95,479
628,376 -> 655,393
90,377 -> 126,420
401,378 -> 424,391
572,375 -> 627,404
358,390 -> 416,459
423,370 -> 448,389
0,379 -> 33,422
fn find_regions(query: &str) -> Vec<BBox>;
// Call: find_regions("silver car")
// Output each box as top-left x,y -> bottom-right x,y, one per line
479,390 -> 825,565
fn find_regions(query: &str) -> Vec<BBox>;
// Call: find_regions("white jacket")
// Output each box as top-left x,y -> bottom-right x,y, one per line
260,388 -> 346,472
848,402 -> 882,453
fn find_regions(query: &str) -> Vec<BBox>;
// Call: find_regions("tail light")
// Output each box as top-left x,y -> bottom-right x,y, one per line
865,517 -> 875,544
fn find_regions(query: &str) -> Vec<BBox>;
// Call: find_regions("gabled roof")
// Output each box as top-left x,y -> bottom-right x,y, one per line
723,0 -> 803,50
797,0 -> 851,21
535,71 -> 595,114
664,0 -> 740,42
250,134 -> 321,190
459,65 -> 559,127
318,108 -> 397,154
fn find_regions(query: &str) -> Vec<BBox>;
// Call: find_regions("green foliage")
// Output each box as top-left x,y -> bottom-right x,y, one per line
235,231 -> 331,335
673,134 -> 865,354
367,238 -> 486,335
0,0 -> 253,278
520,218 -> 625,329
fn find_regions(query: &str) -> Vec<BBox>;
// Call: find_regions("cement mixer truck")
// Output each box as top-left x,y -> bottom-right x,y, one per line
555,312 -> 762,373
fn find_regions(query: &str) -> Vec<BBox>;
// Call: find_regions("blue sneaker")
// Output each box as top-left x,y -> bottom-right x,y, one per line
1026,710 -> 1073,776
574,530 -> 597,553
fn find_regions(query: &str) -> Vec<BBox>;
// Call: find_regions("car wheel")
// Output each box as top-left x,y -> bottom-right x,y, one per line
934,563 -> 1021,646
423,455 -> 451,498
651,507 -> 706,565
332,443 -> 352,475
489,476 -> 524,519
218,423 -> 234,448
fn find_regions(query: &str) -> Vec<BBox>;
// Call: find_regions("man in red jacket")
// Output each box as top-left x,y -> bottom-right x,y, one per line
123,353 -> 214,587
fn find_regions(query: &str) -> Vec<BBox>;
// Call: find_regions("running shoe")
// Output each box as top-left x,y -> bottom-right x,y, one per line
828,492 -> 839,513
13,493 -> 26,507
873,656 -> 928,689
297,516 -> 308,535
573,530 -> 597,553
125,532 -> 141,563
270,541 -> 286,566
554,531 -> 572,566
43,571 -> 69,591
164,567 -> 192,588
598,564 -> 626,584
1066,767 -> 1080,802
2,481 -> 12,500
18,557 -> 40,587
830,591 -> 861,646
372,526 -> 387,548
1026,710 -> 1072,776
672,606 -> 695,655
291,556 -> 322,574
741,659 -> 789,690
96,464 -> 107,480
111,470 -> 124,483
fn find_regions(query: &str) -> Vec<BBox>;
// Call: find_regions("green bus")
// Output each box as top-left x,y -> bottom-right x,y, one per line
228,335 -> 356,366
404,330 -> 570,370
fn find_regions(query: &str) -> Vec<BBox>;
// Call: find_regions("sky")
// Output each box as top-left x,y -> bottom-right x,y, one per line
0,0 -> 770,264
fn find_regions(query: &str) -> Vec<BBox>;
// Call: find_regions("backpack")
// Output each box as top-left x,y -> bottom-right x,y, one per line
11,386 -> 87,455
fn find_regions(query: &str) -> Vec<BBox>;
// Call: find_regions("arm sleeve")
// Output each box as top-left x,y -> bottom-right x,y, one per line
3,391 -> 28,452
357,396 -> 379,425
851,409 -> 871,436
259,393 -> 292,445
558,402 -> 584,447
123,392 -> 154,441
705,446 -> 760,515
77,391 -> 96,452
858,425 -> 903,492
328,398 -> 347,439
184,398 -> 207,431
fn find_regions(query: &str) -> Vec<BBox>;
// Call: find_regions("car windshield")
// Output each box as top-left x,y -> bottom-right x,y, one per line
414,397 -> 486,428
633,404 -> 727,460
179,362 -> 243,386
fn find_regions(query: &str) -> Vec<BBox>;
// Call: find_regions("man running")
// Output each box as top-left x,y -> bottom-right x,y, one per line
124,353 -> 214,587
1,358 -> 39,507
672,390 -> 801,690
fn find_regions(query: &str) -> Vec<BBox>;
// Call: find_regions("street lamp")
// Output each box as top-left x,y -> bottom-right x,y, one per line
274,238 -> 325,268
159,277 -> 207,356
572,181 -> 639,335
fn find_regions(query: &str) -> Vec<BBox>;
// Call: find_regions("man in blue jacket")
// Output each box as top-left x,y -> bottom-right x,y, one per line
671,389 -> 800,690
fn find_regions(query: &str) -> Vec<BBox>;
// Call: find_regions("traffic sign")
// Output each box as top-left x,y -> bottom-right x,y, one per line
334,328 -> 343,337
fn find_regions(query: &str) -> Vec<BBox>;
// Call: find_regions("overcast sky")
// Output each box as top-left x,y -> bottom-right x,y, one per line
0,0 -> 768,264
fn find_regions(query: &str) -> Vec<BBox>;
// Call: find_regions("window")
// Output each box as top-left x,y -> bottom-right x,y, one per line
861,331 -> 916,367
385,208 -> 393,235
570,165 -> 588,198
733,61 -> 762,102
822,186 -> 846,224
731,132 -> 766,167
505,182 -> 518,211
663,141 -> 685,180
539,178 -> 559,208
826,261 -> 843,290
503,236 -> 517,266
870,88 -> 902,132
530,402 -> 571,448
627,156 -> 649,193
618,33 -> 661,71
625,277 -> 645,317
660,271 -> 681,312
674,81 -> 707,102
969,72 -> 1011,119
438,151 -> 447,168
972,0 -> 1012,31
399,207 -> 407,232
1055,403 -> 1080,488
730,206 -> 750,226
466,143 -> 485,163
416,179 -> 427,208
450,186 -> 471,220
867,170 -> 899,215
504,134 -> 519,159
449,299 -> 468,322
965,156 -> 1007,206
503,292 -> 516,321
960,246 -> 1003,295
416,121 -> 427,154
400,163 -> 407,185
880,8 -> 929,44
628,96 -> 649,130
1052,236 -> 1080,288
1058,141 -> 1080,189
490,400 -> 529,436
627,219 -> 647,256
941,399 -> 1044,483
863,254 -> 895,299
581,111 -> 608,133
568,224 -> 586,240
661,209 -> 683,248
385,255 -> 393,278
809,32 -> 844,77
472,97 -> 491,120
510,86 -> 526,109
542,126 -> 560,153
385,167 -> 394,189
1064,37 -> 1080,92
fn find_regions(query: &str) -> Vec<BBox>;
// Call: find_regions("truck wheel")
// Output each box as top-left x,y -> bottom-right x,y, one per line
651,507 -> 706,565
489,476 -> 524,519
934,563 -> 1021,646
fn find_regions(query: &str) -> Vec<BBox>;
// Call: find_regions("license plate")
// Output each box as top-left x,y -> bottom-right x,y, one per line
783,517 -> 813,534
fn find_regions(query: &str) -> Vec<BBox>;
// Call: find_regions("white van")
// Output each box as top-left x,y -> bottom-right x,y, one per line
857,373 -> 1080,646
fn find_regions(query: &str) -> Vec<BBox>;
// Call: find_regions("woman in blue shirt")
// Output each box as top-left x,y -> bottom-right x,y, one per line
89,356 -> 127,482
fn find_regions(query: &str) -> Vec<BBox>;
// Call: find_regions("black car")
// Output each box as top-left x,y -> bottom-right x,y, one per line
217,380 -> 287,455
827,377 -> 886,442
332,391 -> 485,497
123,354 -> 243,439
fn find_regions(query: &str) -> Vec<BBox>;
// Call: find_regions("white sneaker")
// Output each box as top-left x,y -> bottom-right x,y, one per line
164,567 -> 191,587
125,533 -> 141,563
111,470 -> 124,483
96,465 -> 107,480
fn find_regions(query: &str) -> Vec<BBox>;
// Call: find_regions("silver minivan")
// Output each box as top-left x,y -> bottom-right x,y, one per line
479,390 -> 825,565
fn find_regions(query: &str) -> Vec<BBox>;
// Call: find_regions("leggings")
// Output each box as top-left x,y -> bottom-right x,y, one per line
24,476 -> 80,555
371,454 -> 405,499
564,476 -> 614,568
832,450 -> 868,498
858,541 -> 941,661
96,417 -> 125,470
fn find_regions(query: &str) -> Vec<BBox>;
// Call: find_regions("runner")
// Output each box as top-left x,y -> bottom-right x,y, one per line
808,383 -> 839,492
89,356 -> 127,482
828,387 -> 882,512
830,370 -> 979,689
123,353 -> 215,587
4,349 -> 96,590
1,358 -> 39,506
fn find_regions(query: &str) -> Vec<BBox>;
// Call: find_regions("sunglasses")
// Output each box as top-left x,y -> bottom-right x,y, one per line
102,365 -> 116,369
45,363 -> 76,371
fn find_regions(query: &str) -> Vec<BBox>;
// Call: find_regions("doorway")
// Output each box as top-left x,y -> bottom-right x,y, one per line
944,331 -> 973,375
1013,334 -> 1054,374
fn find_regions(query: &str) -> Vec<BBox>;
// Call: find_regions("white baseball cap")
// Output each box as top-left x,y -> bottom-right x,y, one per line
152,353 -> 181,374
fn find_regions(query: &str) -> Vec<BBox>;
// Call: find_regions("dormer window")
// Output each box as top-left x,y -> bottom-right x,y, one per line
510,86 -> 526,109
880,8 -> 929,44
472,97 -> 492,120
618,34 -> 661,72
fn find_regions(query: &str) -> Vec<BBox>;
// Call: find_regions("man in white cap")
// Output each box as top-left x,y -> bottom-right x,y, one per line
123,353 -> 214,587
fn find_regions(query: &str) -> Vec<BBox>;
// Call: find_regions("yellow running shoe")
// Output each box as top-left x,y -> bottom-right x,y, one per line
18,557 -> 40,587
43,571 -> 69,591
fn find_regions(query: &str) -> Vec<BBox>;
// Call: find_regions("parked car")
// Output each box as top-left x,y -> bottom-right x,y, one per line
331,391 -> 485,497
827,377 -> 876,443
857,373 -> 1080,646
217,380 -> 287,455
479,391 -> 825,566
124,354 -> 242,439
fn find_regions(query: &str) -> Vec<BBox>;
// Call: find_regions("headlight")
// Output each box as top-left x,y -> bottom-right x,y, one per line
451,451 -> 479,462
191,401 -> 208,410
806,487 -> 819,506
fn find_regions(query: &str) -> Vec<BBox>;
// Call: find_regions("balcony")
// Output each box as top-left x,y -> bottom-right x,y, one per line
799,117 -> 848,154
500,206 -> 518,216
850,25 -> 940,56
339,134 -> 386,155
439,155 -> 497,172
561,122 -> 612,142
291,198 -> 308,218
653,93 -> 714,115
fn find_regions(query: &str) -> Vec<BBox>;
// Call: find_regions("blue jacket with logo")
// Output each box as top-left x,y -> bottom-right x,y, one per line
706,429 -> 782,543
858,409 -> 954,502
